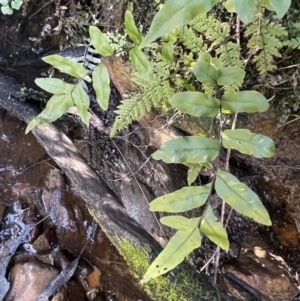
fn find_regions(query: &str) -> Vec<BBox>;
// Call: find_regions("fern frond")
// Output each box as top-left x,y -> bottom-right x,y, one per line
111,73 -> 175,137
110,94 -> 145,137
216,42 -> 243,69
176,26 -> 207,54
282,18 -> 300,50
191,14 -> 230,47
284,37 -> 300,49
246,20 -> 287,74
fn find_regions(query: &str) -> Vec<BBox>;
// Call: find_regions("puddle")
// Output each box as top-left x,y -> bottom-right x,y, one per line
0,110 -> 151,301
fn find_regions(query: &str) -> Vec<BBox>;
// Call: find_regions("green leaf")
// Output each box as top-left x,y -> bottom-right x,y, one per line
199,53 -> 212,63
187,166 -> 200,186
222,91 -> 269,113
141,217 -> 201,283
261,0 -> 274,11
224,0 -> 236,12
140,0 -> 219,47
171,92 -> 220,117
129,46 -> 153,78
92,64 -> 110,111
11,0 -> 22,9
124,10 -> 143,45
222,129 -> 275,158
89,25 -> 114,57
71,83 -> 90,126
269,0 -> 291,19
152,136 -> 220,164
42,55 -> 88,79
35,78 -> 74,95
200,205 -> 229,251
215,169 -> 271,225
233,0 -> 256,24
193,61 -> 219,86
1,5 -> 13,14
217,66 -> 245,86
160,216 -> 200,231
161,41 -> 174,62
150,184 -> 211,212
25,94 -> 73,134
0,0 -> 9,5
211,58 -> 223,70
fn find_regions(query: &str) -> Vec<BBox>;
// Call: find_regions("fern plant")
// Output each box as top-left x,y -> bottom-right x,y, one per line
284,18 -> 300,49
111,11 -> 245,136
246,19 -> 287,74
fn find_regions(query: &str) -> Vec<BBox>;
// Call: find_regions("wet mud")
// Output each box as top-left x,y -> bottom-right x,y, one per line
0,110 -> 152,301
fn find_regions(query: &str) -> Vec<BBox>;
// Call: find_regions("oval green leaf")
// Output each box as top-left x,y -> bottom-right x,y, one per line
160,216 -> 200,231
152,136 -> 220,164
1,5 -> 13,14
125,10 -> 143,45
72,83 -> 90,126
11,0 -> 22,9
26,94 -> 74,134
215,169 -> 271,225
140,0 -> 219,47
200,205 -> 229,251
0,0 -> 9,5
233,0 -> 256,24
171,92 -> 220,117
193,61 -> 219,86
42,55 -> 88,79
217,66 -> 245,86
150,184 -> 211,213
222,91 -> 269,113
129,46 -> 153,78
161,41 -> 174,62
187,166 -> 200,186
224,0 -> 236,12
269,0 -> 291,19
92,64 -> 110,110
141,218 -> 201,284
89,25 -> 114,57
222,129 -> 275,158
35,78 -> 74,95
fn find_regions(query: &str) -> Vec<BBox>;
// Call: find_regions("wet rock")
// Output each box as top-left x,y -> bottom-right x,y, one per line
256,177 -> 300,248
223,242 -> 298,301
5,261 -> 59,301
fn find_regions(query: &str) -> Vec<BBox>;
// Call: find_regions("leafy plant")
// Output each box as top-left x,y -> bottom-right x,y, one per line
25,26 -> 112,134
141,53 -> 274,283
131,0 -> 294,285
111,0 -> 291,136
22,0 -> 293,287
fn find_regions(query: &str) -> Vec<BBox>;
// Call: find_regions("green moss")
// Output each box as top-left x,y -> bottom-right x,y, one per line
118,240 -> 205,301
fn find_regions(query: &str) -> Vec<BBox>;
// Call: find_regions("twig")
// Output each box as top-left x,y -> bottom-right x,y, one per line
200,248 -> 218,272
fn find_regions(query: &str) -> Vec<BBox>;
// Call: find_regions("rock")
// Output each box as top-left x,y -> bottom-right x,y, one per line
5,261 -> 59,301
223,243 -> 298,301
256,177 -> 300,248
